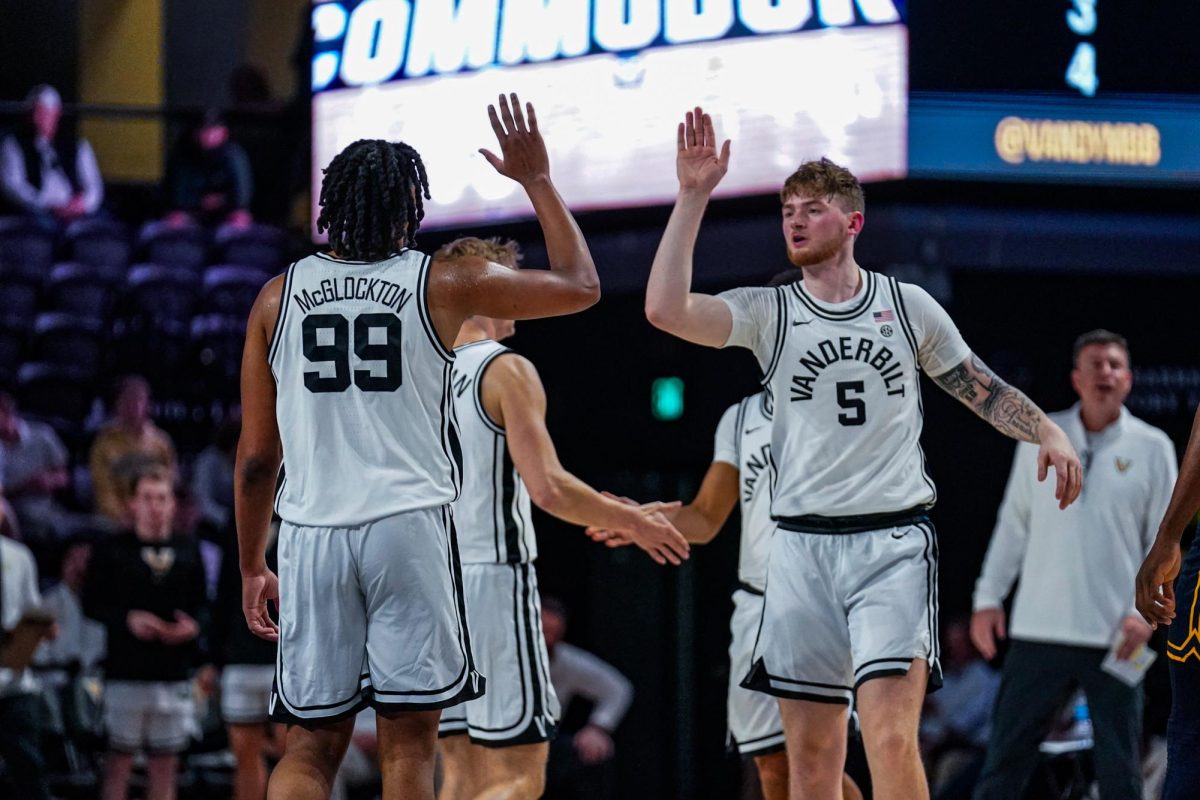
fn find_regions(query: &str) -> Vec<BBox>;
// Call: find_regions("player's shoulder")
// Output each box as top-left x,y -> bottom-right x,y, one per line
481,349 -> 540,389
716,400 -> 741,430
719,285 -> 779,304
428,253 -> 494,286
253,271 -> 288,320
889,277 -> 939,308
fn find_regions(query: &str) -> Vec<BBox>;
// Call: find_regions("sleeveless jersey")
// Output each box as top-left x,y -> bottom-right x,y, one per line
449,340 -> 537,564
721,269 -> 970,519
713,392 -> 773,591
271,250 -> 461,527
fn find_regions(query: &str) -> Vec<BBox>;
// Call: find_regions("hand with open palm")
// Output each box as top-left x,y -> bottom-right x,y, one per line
479,92 -> 549,188
676,106 -> 731,195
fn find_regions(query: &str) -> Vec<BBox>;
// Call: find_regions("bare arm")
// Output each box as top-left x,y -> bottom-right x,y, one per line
429,94 -> 599,345
1136,402 -> 1200,627
485,354 -> 689,566
666,461 -> 739,545
644,107 -> 734,348
932,353 -> 1082,508
1151,404 -> 1200,548
233,277 -> 283,640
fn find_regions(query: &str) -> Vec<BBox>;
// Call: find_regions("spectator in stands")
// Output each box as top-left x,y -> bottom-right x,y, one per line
191,420 -> 237,543
541,595 -> 633,800
34,535 -> 106,682
88,376 -> 177,526
0,84 -> 104,229
0,526 -> 54,800
920,616 -> 1000,799
163,109 -> 253,228
0,391 -> 71,542
210,520 -> 279,800
83,467 -> 210,800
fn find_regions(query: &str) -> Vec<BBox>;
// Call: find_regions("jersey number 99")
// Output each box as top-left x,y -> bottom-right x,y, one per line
302,313 -> 402,393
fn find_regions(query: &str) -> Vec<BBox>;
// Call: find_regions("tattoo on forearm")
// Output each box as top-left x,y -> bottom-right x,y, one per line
933,355 -> 1043,443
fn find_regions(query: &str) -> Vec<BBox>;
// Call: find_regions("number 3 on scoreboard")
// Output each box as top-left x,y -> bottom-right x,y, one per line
1065,42 -> 1098,97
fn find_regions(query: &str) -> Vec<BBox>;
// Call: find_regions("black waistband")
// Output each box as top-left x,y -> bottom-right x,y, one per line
773,506 -> 931,535
736,582 -> 764,597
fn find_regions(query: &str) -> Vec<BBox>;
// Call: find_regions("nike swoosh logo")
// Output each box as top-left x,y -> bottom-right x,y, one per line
744,426 -> 765,434
890,529 -> 910,539
792,319 -> 814,326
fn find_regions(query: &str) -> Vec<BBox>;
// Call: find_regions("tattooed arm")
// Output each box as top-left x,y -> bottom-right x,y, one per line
932,354 -> 1044,441
933,353 -> 1083,508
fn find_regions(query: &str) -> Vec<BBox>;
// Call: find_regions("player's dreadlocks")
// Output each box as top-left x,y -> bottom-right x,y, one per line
316,139 -> 432,261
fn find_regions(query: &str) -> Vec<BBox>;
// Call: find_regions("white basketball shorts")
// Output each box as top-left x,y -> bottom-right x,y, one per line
727,586 -> 785,756
744,517 -> 940,704
438,562 -> 559,746
269,505 -> 484,724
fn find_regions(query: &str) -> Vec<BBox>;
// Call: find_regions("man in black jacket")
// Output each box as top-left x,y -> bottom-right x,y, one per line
0,85 -> 104,227
83,467 -> 209,800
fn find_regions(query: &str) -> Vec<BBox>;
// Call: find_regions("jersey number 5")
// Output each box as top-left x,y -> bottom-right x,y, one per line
836,381 -> 866,426
302,313 -> 402,393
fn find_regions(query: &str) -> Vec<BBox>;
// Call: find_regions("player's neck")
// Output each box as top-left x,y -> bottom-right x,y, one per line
799,256 -> 862,304
454,320 -> 493,348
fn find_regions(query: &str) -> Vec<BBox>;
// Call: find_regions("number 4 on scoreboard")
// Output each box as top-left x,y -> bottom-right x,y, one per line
1066,42 -> 1098,97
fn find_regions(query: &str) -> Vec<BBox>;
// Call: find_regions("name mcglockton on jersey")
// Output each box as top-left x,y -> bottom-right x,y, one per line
788,334 -> 907,402
293,276 -> 415,315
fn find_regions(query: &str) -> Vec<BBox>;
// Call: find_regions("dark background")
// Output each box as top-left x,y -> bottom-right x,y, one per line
1,1 -> 1199,797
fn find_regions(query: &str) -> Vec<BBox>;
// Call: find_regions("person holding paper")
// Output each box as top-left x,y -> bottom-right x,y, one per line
969,330 -> 1177,800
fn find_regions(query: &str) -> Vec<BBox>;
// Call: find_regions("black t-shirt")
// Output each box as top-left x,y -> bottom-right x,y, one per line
82,532 -> 209,682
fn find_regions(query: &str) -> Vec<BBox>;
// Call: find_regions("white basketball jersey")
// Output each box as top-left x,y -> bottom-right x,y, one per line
271,250 -> 461,527
714,392 -> 774,591
449,340 -> 537,564
721,269 -> 970,519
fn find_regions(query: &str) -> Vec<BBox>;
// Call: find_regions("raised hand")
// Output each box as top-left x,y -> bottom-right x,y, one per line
479,92 -> 549,186
676,106 -> 731,194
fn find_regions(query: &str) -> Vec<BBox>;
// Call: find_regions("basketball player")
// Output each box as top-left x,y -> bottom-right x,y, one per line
642,107 -> 1082,800
434,236 -> 687,800
235,94 -> 678,800
1137,400 -> 1200,800
588,384 -> 860,800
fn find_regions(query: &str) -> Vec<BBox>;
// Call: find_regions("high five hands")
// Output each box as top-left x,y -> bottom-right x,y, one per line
587,492 -> 687,567
480,92 -> 549,187
676,106 -> 731,194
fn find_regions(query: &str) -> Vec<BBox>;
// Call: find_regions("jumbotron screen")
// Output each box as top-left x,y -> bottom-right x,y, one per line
907,0 -> 1200,184
311,0 -> 908,230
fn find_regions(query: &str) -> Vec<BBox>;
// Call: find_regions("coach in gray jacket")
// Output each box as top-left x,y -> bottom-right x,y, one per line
970,329 -> 1176,799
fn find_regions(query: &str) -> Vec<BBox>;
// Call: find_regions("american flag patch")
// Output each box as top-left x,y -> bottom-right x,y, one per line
873,310 -> 895,322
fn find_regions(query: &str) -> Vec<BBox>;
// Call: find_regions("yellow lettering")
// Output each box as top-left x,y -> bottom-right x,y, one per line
993,117 -> 1162,167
